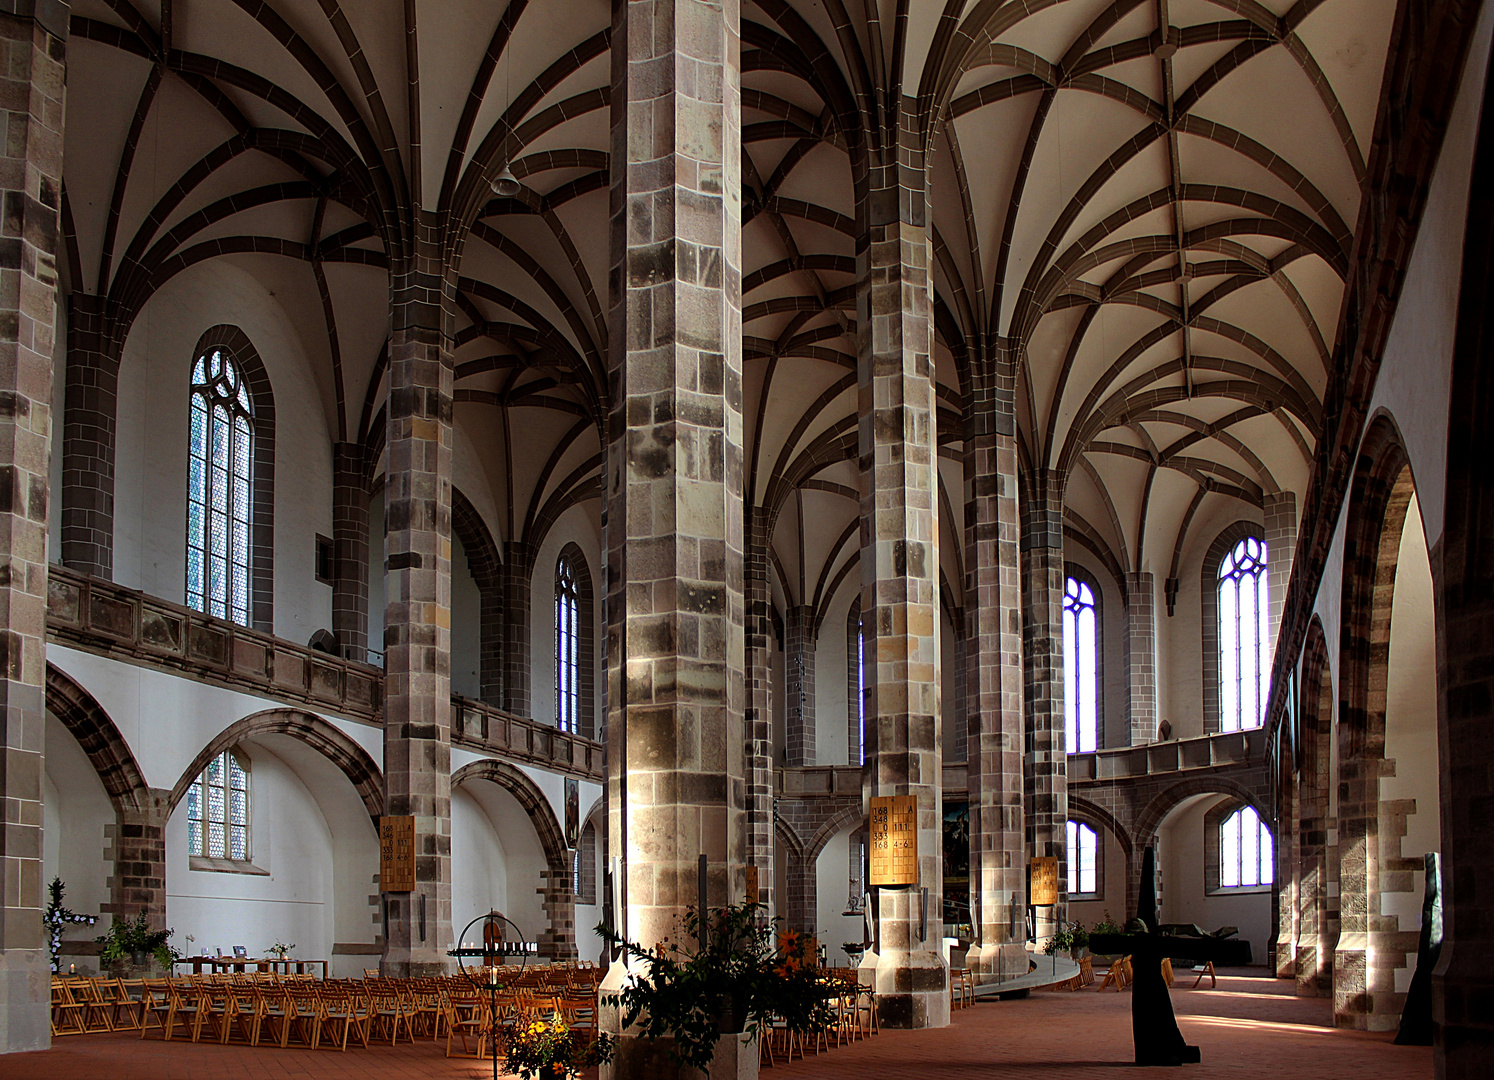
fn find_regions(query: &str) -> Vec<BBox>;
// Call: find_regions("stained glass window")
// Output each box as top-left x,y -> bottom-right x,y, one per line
1218,537 -> 1270,732
1063,575 -> 1099,753
1220,805 -> 1273,888
188,749 -> 250,861
556,554 -> 580,733
1067,820 -> 1098,896
187,350 -> 254,626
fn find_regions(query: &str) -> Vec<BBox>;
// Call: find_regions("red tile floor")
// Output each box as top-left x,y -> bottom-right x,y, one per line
8,969 -> 1429,1079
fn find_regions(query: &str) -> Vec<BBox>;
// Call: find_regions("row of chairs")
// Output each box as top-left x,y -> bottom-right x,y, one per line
759,971 -> 879,1069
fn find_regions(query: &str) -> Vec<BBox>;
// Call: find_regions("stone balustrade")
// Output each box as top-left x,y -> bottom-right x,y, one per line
44,565 -> 602,782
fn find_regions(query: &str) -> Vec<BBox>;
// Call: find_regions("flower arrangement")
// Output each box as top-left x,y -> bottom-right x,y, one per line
44,878 -> 96,974
597,901 -> 838,1071
503,1016 -> 613,1080
96,909 -> 179,973
266,941 -> 296,959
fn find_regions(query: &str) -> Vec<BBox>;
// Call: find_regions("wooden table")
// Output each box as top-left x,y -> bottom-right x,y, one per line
174,956 -> 329,978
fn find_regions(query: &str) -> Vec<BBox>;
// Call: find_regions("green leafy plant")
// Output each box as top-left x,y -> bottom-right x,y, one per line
1092,912 -> 1122,936
96,910 -> 179,972
597,901 -> 838,1071
44,878 -> 96,974
503,1015 -> 614,1079
1042,925 -> 1073,955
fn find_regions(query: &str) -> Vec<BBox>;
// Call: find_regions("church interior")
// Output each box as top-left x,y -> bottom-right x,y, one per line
0,0 -> 1491,1077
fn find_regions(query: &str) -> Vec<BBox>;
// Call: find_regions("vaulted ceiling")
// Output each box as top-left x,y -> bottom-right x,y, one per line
64,0 -> 1394,629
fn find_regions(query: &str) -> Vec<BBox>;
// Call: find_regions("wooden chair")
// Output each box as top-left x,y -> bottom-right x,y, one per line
50,979 -> 87,1037
160,983 -> 202,1042
71,978 -> 116,1033
1097,956 -> 1131,991
854,982 -> 879,1037
319,987 -> 368,1051
253,985 -> 291,1047
1161,957 -> 1175,988
283,986 -> 324,1049
1192,961 -> 1217,989
111,978 -> 147,1031
443,990 -> 490,1059
366,983 -> 413,1044
137,979 -> 172,1039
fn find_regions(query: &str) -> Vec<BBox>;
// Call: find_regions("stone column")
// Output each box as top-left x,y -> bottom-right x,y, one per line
744,515 -> 775,913
104,789 -> 170,930
502,539 -> 532,717
332,443 -> 371,661
964,353 -> 1026,979
380,218 -> 454,977
1021,480 -> 1068,939
1264,492 -> 1296,658
1124,571 -> 1157,746
784,604 -> 815,767
0,8 -> 63,1052
600,0 -> 746,1074
60,294 -> 122,580
537,867 -> 579,961
854,123 -> 948,1030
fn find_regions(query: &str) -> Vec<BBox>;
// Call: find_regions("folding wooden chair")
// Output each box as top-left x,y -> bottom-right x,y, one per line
366,983 -> 413,1044
443,989 -> 489,1059
51,980 -> 87,1037
111,978 -> 147,1030
1192,961 -> 1217,989
283,986 -> 324,1049
72,979 -> 116,1033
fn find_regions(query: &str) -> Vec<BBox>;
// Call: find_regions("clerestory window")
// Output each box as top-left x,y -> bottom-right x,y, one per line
556,553 -> 580,733
187,749 -> 251,861
1220,805 -> 1273,888
1063,575 -> 1100,753
1218,537 -> 1270,731
1066,820 -> 1098,897
187,349 -> 254,626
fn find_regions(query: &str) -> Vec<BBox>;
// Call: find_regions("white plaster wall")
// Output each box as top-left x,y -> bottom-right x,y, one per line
1158,795 -> 1272,964
48,644 -> 384,793
166,738 -> 378,979
111,260 -> 335,642
814,576 -> 855,766
815,828 -> 862,962
43,713 -> 116,966
452,531 -> 482,700
1381,492 -> 1441,994
530,504 -> 603,733
451,782 -> 548,946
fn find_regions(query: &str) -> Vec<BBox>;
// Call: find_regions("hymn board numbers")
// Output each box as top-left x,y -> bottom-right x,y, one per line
868,795 -> 919,887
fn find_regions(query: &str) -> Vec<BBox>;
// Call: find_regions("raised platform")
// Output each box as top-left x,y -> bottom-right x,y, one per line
972,953 -> 1081,998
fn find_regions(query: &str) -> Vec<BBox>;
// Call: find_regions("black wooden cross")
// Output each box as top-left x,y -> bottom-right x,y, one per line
1088,846 -> 1232,1066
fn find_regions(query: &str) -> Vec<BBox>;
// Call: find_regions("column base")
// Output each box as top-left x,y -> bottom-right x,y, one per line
0,949 -> 50,1053
969,942 -> 1030,984
381,946 -> 452,979
600,963 -> 760,1080
869,946 -> 949,1029
1294,935 -> 1332,997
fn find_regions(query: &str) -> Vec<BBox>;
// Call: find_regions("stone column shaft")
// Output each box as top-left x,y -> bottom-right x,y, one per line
745,516 -> 774,913
0,11 -> 63,1051
856,123 -> 948,1030
332,443 -> 371,661
60,294 -> 122,579
1264,492 -> 1297,660
1021,482 -> 1068,939
784,604 -> 816,767
537,868 -> 579,961
602,1 -> 745,1074
380,221 -> 455,978
502,539 -> 532,716
1125,571 -> 1157,746
964,356 -> 1026,978
104,789 -> 170,930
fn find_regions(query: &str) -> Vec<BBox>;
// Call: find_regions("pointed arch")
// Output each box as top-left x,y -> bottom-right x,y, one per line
451,758 -> 569,875
45,663 -> 150,813
168,709 -> 384,826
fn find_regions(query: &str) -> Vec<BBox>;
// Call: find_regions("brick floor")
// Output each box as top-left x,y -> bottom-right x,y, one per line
6,970 -> 1430,1079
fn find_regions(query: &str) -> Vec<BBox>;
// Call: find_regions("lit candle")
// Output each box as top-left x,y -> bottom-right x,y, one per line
69,964 -> 75,975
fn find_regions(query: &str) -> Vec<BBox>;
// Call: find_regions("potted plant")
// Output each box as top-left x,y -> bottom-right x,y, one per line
598,902 -> 838,1072
1042,925 -> 1073,956
504,1015 -> 613,1080
96,910 -> 179,976
266,941 -> 296,961
1068,921 -> 1091,960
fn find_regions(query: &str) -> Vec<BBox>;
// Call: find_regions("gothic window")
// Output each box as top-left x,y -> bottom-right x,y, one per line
855,609 -> 866,764
1220,805 -> 1273,888
556,553 -> 580,733
1218,537 -> 1270,731
187,348 -> 254,625
574,821 -> 597,904
187,749 -> 250,861
1066,820 -> 1098,896
1063,574 -> 1100,752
